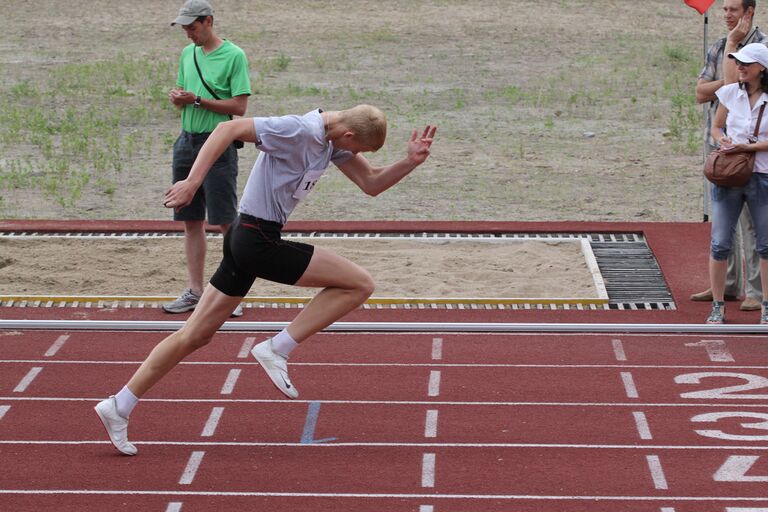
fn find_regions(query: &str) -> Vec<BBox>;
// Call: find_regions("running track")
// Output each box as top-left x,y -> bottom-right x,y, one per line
1,221 -> 767,512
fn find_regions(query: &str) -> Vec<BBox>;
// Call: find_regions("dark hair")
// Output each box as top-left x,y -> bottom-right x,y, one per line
761,69 -> 768,93
195,15 -> 212,23
739,70 -> 768,93
743,0 -> 756,10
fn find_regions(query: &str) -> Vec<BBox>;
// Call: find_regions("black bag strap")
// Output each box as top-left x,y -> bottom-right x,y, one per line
193,48 -> 233,120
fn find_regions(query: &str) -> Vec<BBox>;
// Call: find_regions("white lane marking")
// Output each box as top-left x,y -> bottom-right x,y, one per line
179,451 -> 205,485
660,508 -> 676,512
646,455 -> 668,490
632,411 -> 653,440
726,508 -> 768,511
685,339 -> 735,362
714,455 -> 768,482
238,337 -> 256,359
424,410 -> 438,438
0,405 -> 10,421
612,339 -> 626,361
10,396 -> 768,409
13,367 -> 43,393
220,369 -> 241,395
2,489 -> 768,500
4,440 -> 768,450
420,506 -> 434,512
201,407 -> 225,437
5,359 -> 768,369
621,372 -> 639,399
431,338 -> 443,360
166,502 -> 183,512
44,335 -> 69,357
428,371 -> 441,397
422,453 -> 435,488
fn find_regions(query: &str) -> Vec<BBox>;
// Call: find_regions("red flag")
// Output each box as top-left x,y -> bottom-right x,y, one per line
684,0 -> 716,14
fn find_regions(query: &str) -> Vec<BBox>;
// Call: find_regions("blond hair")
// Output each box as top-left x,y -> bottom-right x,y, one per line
338,104 -> 387,150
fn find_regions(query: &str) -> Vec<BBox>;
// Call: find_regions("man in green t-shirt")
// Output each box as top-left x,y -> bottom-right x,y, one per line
165,0 -> 251,316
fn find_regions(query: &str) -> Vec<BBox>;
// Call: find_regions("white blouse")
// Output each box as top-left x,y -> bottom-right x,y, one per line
716,83 -> 768,174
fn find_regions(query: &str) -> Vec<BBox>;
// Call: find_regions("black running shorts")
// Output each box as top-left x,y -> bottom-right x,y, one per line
210,214 -> 314,297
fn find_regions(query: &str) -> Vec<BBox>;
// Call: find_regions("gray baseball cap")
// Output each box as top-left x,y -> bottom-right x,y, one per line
171,0 -> 214,26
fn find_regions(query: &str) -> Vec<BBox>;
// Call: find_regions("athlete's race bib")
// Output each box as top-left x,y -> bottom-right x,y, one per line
292,168 -> 325,200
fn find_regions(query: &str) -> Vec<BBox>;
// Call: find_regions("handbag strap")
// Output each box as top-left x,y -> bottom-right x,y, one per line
752,101 -> 767,140
192,49 -> 233,120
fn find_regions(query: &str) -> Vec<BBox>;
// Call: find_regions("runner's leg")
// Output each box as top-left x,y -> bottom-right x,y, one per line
286,246 -> 375,341
126,284 -> 242,397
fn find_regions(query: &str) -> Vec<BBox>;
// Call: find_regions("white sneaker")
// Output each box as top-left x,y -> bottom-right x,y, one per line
94,396 -> 137,455
251,339 -> 298,399
230,303 -> 244,317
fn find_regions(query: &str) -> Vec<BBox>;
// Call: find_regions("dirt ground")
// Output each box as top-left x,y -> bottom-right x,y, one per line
0,1 -> 713,296
2,0 -> 711,222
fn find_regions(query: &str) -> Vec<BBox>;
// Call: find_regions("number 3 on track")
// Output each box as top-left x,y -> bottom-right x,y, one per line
691,412 -> 768,441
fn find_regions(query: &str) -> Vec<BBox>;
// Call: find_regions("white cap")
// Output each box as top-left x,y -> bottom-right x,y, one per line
728,43 -> 768,68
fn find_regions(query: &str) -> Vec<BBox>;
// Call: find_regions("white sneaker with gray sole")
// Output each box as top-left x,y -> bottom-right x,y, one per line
94,396 -> 137,456
251,339 -> 298,399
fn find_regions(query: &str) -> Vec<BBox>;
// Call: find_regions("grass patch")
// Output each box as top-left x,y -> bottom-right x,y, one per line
0,53 -> 176,210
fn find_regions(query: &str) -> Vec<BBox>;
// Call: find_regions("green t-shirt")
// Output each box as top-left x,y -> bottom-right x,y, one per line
176,40 -> 251,134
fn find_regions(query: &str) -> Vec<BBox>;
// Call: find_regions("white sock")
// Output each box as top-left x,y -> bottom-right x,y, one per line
115,385 -> 139,419
271,329 -> 299,358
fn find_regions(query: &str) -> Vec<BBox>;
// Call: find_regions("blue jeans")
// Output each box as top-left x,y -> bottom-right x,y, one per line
710,172 -> 768,261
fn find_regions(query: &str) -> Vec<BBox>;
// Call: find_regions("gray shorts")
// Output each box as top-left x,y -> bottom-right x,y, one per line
172,131 -> 238,225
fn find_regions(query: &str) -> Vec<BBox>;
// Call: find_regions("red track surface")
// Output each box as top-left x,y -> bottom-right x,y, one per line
1,221 -> 768,511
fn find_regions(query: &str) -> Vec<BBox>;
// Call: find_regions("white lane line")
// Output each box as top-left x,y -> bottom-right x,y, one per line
428,371 -> 441,397
11,396 -> 768,408
179,451 -> 205,485
422,453 -> 436,488
621,372 -> 639,399
5,359 -> 768,370
660,508 -> 676,512
220,369 -> 241,395
5,440 -> 768,450
0,489 -> 767,500
165,502 -> 183,512
646,455 -> 668,490
44,335 -> 69,357
13,367 -> 43,393
632,411 -> 653,440
0,405 -> 10,421
612,339 -> 626,361
238,337 -> 256,359
420,506 -> 434,512
424,410 -> 438,438
431,338 -> 443,360
201,407 -> 225,437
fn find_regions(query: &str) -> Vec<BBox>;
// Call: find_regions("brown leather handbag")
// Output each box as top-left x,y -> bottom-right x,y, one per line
704,101 -> 766,187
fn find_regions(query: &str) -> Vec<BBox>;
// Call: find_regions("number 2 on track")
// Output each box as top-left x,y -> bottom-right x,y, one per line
675,372 -> 768,399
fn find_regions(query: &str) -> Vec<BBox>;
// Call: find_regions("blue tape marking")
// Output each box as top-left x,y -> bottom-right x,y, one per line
300,401 -> 337,444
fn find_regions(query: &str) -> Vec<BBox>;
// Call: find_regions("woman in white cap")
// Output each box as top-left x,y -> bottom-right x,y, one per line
707,42 -> 768,324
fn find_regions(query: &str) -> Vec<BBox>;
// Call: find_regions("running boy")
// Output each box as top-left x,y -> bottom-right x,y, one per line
95,105 -> 436,455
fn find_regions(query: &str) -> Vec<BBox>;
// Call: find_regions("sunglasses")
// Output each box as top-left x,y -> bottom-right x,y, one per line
735,59 -> 756,67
